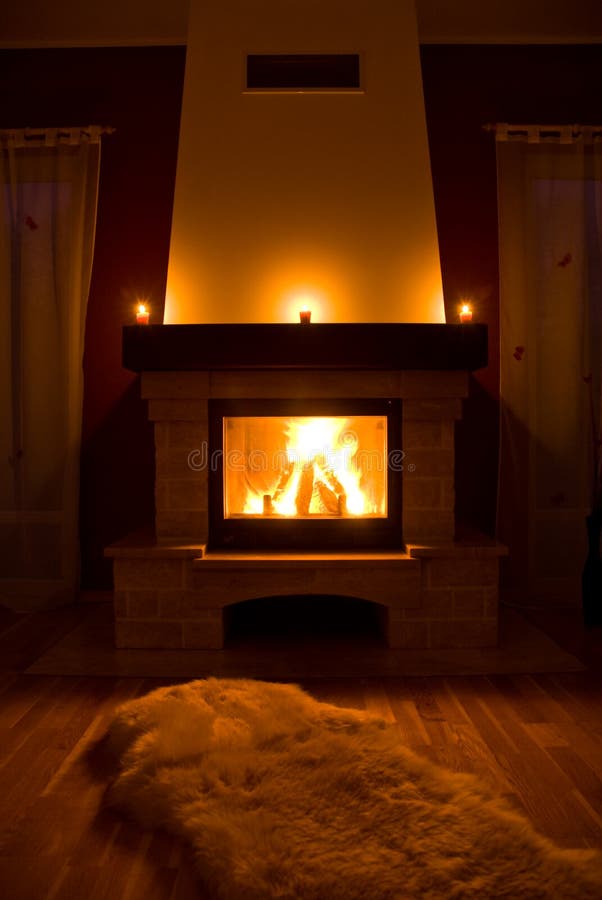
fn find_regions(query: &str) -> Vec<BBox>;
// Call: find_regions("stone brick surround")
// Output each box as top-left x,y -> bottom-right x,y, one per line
145,369 -> 466,545
107,368 -> 507,650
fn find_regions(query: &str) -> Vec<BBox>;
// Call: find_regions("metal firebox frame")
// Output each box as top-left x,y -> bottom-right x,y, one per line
208,398 -> 403,551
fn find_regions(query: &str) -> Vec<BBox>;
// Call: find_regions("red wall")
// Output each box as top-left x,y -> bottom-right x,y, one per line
0,48 -> 185,588
421,44 -> 602,538
1,44 -> 600,588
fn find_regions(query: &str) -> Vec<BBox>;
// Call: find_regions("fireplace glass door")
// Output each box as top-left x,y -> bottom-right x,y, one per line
209,400 -> 402,550
224,414 -> 387,519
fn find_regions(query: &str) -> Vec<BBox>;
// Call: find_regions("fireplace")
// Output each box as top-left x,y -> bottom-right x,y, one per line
106,324 -> 506,652
105,0 -> 507,653
209,399 -> 402,550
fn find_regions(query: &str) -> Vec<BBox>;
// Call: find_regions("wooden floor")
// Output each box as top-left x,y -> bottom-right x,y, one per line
0,602 -> 601,899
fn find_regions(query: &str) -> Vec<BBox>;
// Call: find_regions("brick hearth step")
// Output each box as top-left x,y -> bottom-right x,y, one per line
107,534 -> 506,651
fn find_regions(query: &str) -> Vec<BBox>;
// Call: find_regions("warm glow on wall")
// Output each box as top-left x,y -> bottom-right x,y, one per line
164,267 -> 447,324
163,0 -> 446,326
163,287 -> 179,324
426,287 -> 446,325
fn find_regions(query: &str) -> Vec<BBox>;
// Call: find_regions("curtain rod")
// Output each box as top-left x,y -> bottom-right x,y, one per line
0,126 -> 115,148
484,123 -> 602,144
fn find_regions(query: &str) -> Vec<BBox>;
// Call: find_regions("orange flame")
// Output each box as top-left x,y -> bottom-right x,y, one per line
243,417 -> 371,517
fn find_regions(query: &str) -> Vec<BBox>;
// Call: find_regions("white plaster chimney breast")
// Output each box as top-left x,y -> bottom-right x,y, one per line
164,0 -> 445,324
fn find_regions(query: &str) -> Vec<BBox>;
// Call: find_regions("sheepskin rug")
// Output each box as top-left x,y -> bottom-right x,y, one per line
106,678 -> 602,899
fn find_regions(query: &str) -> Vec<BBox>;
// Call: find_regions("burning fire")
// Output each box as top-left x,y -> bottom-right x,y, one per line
243,417 -> 369,517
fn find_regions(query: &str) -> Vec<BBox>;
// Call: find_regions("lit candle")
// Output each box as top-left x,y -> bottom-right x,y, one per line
136,302 -> 150,325
459,303 -> 472,324
299,306 -> 311,325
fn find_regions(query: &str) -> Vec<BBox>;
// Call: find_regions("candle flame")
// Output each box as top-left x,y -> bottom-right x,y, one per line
282,288 -> 323,323
137,302 -> 148,315
460,303 -> 471,315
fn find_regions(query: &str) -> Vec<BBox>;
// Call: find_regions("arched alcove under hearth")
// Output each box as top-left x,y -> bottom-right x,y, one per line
224,594 -> 386,646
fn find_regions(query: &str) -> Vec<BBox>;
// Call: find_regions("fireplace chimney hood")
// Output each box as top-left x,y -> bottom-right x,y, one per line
164,0 -> 445,326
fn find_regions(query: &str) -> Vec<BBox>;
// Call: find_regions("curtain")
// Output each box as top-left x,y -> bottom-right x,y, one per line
0,127 -> 103,609
496,124 -> 602,605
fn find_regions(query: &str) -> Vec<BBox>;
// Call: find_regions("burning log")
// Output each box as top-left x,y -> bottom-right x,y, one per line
316,480 -> 340,515
269,455 -> 352,517
316,459 -> 346,501
272,464 -> 294,503
315,461 -> 348,516
296,463 -> 315,515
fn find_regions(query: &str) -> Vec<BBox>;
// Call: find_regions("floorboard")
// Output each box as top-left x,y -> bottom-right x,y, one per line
0,601 -> 601,897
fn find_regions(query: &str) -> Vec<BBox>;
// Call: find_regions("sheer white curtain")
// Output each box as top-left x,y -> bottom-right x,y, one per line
0,127 -> 103,609
496,124 -> 602,605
